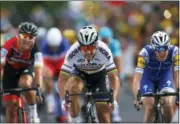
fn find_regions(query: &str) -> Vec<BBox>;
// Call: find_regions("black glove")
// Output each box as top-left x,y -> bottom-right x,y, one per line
36,86 -> 41,97
36,85 -> 43,103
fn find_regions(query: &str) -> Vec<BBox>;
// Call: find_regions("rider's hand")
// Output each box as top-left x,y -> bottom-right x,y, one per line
108,100 -> 118,110
36,86 -> 43,104
133,99 -> 143,110
61,100 -> 70,112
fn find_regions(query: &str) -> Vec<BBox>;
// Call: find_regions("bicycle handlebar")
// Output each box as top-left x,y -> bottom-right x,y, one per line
0,87 -> 38,94
65,89 -> 114,104
134,90 -> 179,111
141,92 -> 179,97
68,92 -> 112,96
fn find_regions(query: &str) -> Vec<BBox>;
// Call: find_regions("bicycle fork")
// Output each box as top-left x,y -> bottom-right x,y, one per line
17,95 -> 27,123
85,101 -> 96,123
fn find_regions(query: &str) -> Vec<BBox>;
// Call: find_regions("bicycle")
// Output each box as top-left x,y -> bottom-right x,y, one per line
135,90 -> 179,123
65,85 -> 114,123
0,87 -> 38,123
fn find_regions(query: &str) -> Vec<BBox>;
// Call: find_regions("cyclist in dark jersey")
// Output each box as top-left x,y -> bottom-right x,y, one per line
0,22 -> 43,123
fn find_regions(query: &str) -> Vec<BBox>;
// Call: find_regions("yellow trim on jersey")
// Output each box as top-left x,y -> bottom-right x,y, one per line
173,54 -> 180,66
137,56 -> 146,69
60,71 -> 70,76
95,102 -> 108,105
107,68 -> 117,74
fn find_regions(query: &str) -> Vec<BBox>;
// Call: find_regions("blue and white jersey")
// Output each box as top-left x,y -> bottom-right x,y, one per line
135,45 -> 179,80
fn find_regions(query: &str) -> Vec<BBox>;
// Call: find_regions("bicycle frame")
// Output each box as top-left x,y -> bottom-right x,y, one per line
1,87 -> 37,123
153,95 -> 165,123
84,90 -> 97,123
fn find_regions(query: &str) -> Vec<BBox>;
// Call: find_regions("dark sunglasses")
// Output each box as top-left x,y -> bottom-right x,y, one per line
154,45 -> 169,52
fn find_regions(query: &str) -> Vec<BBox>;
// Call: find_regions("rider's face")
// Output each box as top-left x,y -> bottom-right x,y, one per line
19,34 -> 36,50
80,45 -> 97,61
155,50 -> 169,61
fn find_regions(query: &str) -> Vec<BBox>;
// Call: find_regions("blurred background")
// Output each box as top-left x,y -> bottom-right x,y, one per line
0,1 -> 179,123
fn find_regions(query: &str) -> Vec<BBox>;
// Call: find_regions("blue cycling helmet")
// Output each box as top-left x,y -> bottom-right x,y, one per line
99,26 -> 113,39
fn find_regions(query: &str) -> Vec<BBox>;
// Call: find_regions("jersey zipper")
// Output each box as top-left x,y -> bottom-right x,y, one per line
156,62 -> 162,76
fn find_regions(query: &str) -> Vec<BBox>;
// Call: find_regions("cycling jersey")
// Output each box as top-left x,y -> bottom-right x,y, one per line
61,40 -> 116,75
41,38 -> 70,76
1,36 -> 43,69
135,45 -> 179,94
136,45 -> 179,79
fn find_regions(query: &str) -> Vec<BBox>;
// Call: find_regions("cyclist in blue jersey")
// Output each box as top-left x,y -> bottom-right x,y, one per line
133,31 -> 179,123
99,26 -> 122,122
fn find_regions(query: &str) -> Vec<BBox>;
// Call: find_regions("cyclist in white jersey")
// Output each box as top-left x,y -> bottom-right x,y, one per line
58,25 -> 120,123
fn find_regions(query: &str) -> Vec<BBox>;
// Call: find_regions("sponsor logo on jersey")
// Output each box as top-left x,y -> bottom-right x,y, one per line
98,47 -> 111,60
77,58 -> 85,62
68,48 -> 80,59
9,57 -> 33,64
76,63 -> 103,70
12,48 -> 21,57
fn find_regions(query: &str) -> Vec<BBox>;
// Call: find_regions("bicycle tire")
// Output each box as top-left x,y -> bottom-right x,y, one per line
153,107 -> 165,123
158,110 -> 165,123
17,108 -> 24,123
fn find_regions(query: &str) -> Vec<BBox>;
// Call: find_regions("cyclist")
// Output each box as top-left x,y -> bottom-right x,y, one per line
41,27 -> 70,122
133,31 -> 179,123
0,22 -> 43,123
99,26 -> 122,122
58,25 -> 120,123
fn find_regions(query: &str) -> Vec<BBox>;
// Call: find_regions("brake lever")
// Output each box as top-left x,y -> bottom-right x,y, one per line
135,90 -> 142,111
65,90 -> 72,104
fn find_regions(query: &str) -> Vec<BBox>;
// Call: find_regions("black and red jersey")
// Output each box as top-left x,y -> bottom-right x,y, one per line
1,36 -> 43,69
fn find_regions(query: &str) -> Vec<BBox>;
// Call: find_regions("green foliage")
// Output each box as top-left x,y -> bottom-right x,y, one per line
1,1 -> 68,15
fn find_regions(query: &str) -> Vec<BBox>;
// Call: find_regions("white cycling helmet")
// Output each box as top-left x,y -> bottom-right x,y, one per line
46,27 -> 62,46
150,31 -> 171,50
77,25 -> 98,46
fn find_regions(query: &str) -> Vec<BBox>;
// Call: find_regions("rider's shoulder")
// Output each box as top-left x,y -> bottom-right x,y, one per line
169,45 -> 178,50
66,41 -> 80,60
97,40 -> 110,50
5,36 -> 18,44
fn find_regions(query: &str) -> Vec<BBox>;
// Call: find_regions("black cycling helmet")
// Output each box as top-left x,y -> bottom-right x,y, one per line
18,22 -> 38,36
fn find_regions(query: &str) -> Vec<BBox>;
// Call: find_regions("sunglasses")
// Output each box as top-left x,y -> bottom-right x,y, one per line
19,33 -> 35,40
154,46 -> 169,52
80,45 -> 96,53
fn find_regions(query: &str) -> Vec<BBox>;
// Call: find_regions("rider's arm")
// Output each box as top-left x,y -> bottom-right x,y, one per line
0,48 -> 7,71
107,69 -> 120,101
133,72 -> 142,98
105,44 -> 120,101
58,47 -> 74,100
58,71 -> 71,100
0,37 -> 15,71
33,43 -> 44,87
133,48 -> 148,98
173,47 -> 180,89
